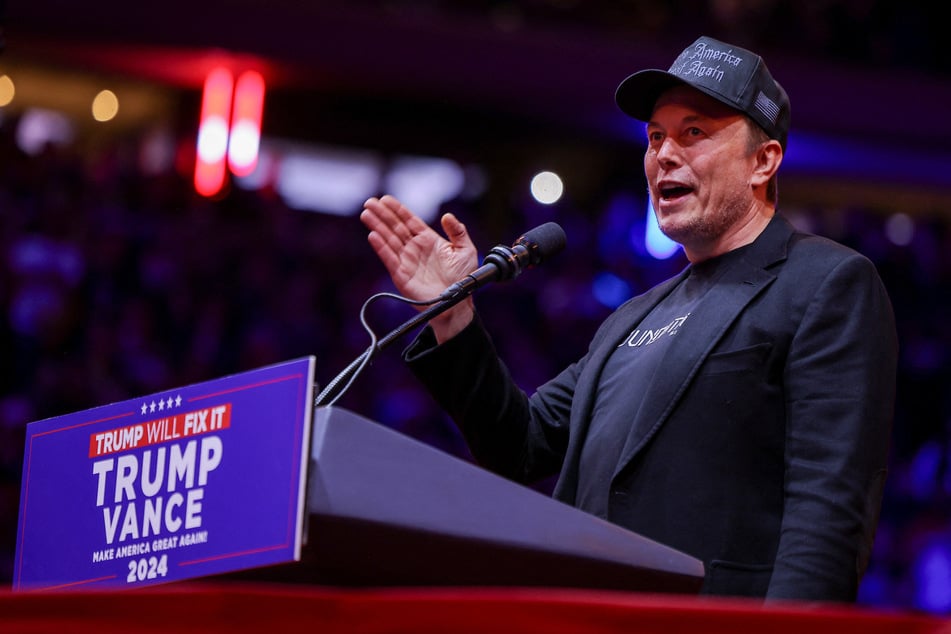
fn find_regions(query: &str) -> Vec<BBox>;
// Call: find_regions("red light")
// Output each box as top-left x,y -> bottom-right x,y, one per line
194,67 -> 234,197
228,70 -> 266,178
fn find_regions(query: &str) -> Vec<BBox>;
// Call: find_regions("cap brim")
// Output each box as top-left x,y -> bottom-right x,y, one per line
615,69 -> 689,121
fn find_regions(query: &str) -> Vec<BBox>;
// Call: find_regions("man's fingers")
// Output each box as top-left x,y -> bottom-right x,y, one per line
361,201 -> 412,254
374,195 -> 433,239
360,208 -> 401,257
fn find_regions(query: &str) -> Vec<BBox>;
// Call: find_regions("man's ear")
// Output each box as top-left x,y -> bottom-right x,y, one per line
751,139 -> 783,188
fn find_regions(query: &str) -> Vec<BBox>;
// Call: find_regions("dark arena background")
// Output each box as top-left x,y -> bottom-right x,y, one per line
2,0 -> 951,618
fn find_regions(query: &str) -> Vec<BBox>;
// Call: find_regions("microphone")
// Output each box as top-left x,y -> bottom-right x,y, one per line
438,222 -> 567,301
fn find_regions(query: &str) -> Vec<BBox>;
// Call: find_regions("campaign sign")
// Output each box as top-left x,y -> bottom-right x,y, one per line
13,356 -> 315,591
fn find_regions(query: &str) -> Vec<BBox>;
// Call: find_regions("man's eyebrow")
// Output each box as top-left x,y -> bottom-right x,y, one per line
647,114 -> 707,128
678,114 -> 709,126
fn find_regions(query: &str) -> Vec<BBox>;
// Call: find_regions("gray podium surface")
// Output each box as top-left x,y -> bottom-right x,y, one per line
291,406 -> 703,593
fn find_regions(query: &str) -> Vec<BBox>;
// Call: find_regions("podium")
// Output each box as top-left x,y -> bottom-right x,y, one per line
13,354 -> 702,594
270,406 -> 704,593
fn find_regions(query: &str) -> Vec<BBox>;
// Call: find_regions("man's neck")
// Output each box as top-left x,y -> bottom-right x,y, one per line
684,207 -> 775,263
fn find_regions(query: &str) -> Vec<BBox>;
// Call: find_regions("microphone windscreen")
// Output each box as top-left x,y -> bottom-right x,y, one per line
520,222 -> 567,263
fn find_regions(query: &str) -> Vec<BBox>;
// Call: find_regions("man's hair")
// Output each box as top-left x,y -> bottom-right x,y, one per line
745,118 -> 778,204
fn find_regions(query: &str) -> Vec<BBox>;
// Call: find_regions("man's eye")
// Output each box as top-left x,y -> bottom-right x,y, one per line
686,127 -> 703,137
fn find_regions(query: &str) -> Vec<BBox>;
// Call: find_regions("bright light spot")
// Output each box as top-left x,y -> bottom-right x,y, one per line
91,89 -> 119,122
197,116 -> 230,162
15,108 -> 75,155
0,75 -> 14,107
645,199 -> 680,259
915,541 -> 951,613
228,121 -> 261,171
242,138 -> 481,218
194,67 -> 234,197
384,156 -> 466,223
276,143 -> 382,215
530,171 -> 564,204
592,271 -> 632,309
885,212 -> 915,246
228,70 -> 265,177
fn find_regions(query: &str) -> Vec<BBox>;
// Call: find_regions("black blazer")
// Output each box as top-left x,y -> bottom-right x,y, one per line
406,214 -> 898,602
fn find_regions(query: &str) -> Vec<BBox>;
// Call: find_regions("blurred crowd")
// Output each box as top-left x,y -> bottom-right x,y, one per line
2,107 -> 951,613
376,0 -> 949,77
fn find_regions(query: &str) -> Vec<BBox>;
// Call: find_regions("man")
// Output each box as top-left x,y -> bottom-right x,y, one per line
359,36 -> 897,602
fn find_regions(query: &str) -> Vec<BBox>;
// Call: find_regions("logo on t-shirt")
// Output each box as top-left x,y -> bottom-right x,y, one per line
617,313 -> 690,348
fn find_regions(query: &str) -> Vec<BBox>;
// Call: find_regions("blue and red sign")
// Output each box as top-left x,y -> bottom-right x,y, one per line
14,357 -> 315,591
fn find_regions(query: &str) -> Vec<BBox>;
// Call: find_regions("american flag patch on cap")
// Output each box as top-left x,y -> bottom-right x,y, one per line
754,91 -> 780,126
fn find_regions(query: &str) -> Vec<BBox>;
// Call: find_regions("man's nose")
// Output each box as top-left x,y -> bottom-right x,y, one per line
655,137 -> 681,165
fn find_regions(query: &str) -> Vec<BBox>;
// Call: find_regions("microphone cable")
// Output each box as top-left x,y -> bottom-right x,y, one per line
316,291 -> 439,408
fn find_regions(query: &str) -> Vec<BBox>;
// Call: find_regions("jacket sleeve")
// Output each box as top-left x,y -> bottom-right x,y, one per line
767,252 -> 898,602
403,314 -> 581,484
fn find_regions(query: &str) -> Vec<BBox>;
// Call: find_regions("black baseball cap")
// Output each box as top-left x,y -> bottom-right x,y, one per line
615,36 -> 790,149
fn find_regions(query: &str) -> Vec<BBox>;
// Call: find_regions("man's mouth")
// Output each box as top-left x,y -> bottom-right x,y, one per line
659,183 -> 694,201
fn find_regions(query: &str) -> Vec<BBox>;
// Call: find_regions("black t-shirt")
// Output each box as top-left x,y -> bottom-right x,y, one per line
576,246 -> 752,518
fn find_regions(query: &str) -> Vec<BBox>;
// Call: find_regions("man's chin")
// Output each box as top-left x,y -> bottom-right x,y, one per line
656,220 -> 691,245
